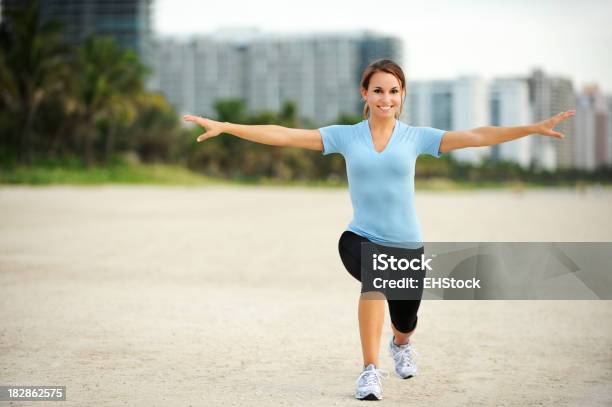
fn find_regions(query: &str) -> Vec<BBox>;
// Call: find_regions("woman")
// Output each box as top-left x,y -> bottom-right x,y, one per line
183,59 -> 575,401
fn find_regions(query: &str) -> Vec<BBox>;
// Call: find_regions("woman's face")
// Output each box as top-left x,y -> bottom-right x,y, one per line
361,71 -> 403,120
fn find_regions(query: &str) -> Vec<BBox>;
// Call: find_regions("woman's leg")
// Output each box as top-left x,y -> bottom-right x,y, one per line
386,245 -> 425,345
339,231 -> 386,367
358,296 -> 385,367
388,300 -> 420,345
391,324 -> 415,345
339,232 -> 425,366
384,248 -> 424,379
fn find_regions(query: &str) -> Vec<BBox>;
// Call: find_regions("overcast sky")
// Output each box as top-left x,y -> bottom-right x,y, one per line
154,0 -> 612,94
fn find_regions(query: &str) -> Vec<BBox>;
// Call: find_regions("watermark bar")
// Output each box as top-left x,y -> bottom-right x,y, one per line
360,242 -> 612,300
0,386 -> 66,401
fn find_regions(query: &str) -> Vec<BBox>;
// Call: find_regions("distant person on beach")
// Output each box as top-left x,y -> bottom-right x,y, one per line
183,59 -> 575,401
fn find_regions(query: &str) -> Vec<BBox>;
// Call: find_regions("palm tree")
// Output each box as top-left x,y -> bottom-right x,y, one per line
0,0 -> 69,163
74,35 -> 144,166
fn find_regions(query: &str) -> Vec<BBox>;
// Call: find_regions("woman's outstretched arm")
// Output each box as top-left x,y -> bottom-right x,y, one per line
183,115 -> 323,151
439,109 -> 576,153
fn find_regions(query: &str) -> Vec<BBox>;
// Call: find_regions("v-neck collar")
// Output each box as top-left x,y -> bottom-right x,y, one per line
365,119 -> 399,154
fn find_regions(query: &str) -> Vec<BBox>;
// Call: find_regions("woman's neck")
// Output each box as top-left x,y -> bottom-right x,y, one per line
367,115 -> 397,134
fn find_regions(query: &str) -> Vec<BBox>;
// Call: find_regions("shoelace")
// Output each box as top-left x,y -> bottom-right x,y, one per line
356,367 -> 389,388
393,344 -> 418,366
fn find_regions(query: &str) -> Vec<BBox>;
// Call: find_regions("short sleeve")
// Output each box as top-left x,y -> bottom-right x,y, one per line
318,125 -> 348,156
414,127 -> 446,158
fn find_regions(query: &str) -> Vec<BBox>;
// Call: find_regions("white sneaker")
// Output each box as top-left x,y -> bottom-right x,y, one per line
354,364 -> 389,400
389,336 -> 418,379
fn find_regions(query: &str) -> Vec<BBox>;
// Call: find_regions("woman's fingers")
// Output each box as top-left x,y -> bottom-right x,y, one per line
551,131 -> 564,139
184,114 -> 211,142
183,114 -> 206,127
557,110 -> 576,121
545,109 -> 575,133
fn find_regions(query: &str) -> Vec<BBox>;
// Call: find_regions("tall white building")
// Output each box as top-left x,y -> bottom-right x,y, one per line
152,37 -> 196,113
489,78 -> 532,168
192,34 -> 247,117
151,29 -> 401,125
452,77 -> 490,164
608,96 -> 612,168
574,86 -> 611,171
408,77 -> 490,165
408,80 -> 454,130
527,69 -> 575,170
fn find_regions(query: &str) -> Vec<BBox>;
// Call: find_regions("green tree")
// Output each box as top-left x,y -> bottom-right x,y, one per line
128,92 -> 185,163
0,0 -> 69,163
73,35 -> 144,166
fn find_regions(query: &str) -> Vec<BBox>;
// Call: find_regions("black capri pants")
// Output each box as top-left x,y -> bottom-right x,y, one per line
338,230 -> 424,334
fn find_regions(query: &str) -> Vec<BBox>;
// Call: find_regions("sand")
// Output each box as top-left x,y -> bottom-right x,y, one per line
1,185 -> 611,406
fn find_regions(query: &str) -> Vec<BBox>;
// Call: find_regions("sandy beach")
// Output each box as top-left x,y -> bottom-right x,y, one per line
1,185 -> 611,406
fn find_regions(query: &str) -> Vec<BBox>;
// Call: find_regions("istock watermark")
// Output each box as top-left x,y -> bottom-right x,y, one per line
372,252 -> 433,271
370,252 -> 481,289
360,242 -> 612,300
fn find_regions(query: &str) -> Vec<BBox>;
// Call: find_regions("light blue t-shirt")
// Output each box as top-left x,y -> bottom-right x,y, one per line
319,119 -> 446,247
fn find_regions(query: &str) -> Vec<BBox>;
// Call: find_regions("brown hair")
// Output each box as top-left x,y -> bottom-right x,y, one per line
360,59 -> 407,120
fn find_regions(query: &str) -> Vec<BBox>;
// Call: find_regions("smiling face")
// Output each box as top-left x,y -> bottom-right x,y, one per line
361,71 -> 404,120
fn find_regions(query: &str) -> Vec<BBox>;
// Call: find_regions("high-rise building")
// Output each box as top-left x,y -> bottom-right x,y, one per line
527,69 -> 575,170
151,37 -> 195,113
408,77 -> 490,165
408,80 -> 453,129
1,0 -> 154,71
151,29 -> 401,126
608,96 -> 612,168
452,77 -> 490,164
575,86 -> 611,171
489,78 -> 532,168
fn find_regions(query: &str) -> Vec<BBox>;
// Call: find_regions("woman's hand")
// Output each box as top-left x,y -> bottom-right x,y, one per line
531,109 -> 576,139
183,115 -> 226,142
